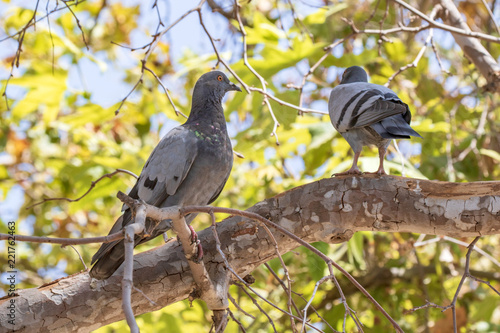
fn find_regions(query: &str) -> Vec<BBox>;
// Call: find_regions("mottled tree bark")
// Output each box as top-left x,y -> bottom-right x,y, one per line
1,176 -> 499,332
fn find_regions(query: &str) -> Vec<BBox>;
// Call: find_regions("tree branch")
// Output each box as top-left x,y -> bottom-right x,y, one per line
436,0 -> 500,92
1,176 -> 499,331
392,0 -> 500,43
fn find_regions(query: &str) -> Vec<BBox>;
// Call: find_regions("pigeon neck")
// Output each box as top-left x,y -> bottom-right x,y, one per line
186,97 -> 227,129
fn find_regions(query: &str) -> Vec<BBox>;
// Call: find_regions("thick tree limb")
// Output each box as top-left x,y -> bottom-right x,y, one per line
436,0 -> 500,92
1,176 -> 499,332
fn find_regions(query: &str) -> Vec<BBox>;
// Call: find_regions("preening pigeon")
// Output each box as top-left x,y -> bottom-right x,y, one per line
328,66 -> 422,175
89,71 -> 241,280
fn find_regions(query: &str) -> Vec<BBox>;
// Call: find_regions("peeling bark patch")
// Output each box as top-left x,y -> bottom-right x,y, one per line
412,196 -> 500,231
280,217 -> 297,232
231,227 -> 258,238
319,188 -> 343,212
342,203 -> 352,212
363,201 -> 383,221
324,190 -> 335,198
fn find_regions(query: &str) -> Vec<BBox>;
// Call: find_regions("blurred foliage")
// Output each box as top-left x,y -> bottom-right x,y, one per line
1,0 -> 500,332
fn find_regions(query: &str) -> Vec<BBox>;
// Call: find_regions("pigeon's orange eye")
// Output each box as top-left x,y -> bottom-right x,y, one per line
217,75 -> 223,81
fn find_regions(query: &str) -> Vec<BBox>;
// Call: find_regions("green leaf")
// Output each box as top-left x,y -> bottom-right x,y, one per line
347,232 -> 365,269
59,103 -> 114,127
303,4 -> 349,26
480,148 -> 500,162
9,65 -> 68,124
302,242 -> 329,280
245,11 -> 286,45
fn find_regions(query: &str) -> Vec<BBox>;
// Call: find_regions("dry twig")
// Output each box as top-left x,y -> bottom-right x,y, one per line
26,169 -> 138,209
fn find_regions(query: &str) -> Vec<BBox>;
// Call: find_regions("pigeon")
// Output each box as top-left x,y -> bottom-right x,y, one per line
89,71 -> 241,279
328,66 -> 422,175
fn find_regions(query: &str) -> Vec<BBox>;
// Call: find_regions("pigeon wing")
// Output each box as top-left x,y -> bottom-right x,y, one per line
90,126 -> 198,268
329,83 -> 409,132
136,126 -> 198,206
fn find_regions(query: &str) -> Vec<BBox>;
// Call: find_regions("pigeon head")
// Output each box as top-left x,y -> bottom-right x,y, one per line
193,71 -> 241,100
189,71 -> 241,121
340,66 -> 368,84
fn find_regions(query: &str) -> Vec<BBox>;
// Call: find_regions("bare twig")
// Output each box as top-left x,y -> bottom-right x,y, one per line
133,286 -> 158,306
45,0 -> 56,75
286,0 -> 313,39
26,169 -> 138,209
409,237 -> 499,333
235,0 -> 280,145
302,275 -> 337,333
480,0 -> 500,35
414,235 -> 500,268
143,66 -> 187,118
0,0 -> 88,43
228,293 -> 255,320
62,0 -> 89,49
404,301 -> 447,314
296,36 -> 353,113
442,237 -> 480,333
227,309 -> 247,332
385,6 -> 440,87
235,283 -> 278,333
122,204 -> 147,333
268,267 -> 338,333
326,266 -> 364,332
62,244 -> 88,270
0,231 -> 123,245
248,87 -> 326,115
264,263 -> 302,320
363,0 -> 383,28
116,191 -> 401,330
377,0 -> 390,55
392,0 -> 500,43
259,226 -> 297,331
114,1 -> 207,115
113,0 -> 327,120
468,275 -> 500,296
152,0 -> 165,35
2,0 -> 41,109
343,17 -> 431,37
430,38 -> 450,74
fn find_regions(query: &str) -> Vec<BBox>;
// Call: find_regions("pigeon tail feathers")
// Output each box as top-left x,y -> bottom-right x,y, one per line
371,116 -> 422,140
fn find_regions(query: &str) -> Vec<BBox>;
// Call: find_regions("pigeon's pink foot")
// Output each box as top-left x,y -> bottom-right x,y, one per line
332,152 -> 362,177
364,168 -> 387,176
333,167 -> 362,177
364,149 -> 387,175
188,225 -> 204,262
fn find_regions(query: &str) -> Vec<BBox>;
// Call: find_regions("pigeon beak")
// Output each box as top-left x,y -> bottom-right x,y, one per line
229,82 -> 242,92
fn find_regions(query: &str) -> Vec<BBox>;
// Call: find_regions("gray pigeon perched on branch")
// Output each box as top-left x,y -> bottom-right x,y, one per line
89,71 -> 241,280
328,66 -> 422,175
